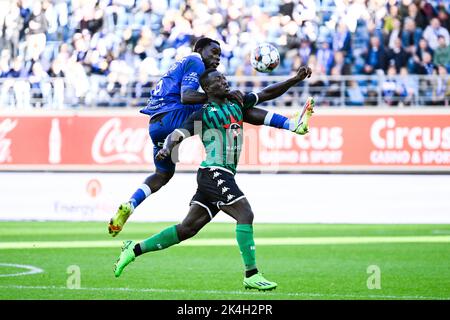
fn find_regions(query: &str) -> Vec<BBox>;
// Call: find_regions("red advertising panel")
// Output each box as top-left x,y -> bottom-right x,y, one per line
1,111 -> 449,171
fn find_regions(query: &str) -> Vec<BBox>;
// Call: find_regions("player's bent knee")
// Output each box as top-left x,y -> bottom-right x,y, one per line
176,224 -> 199,241
155,170 -> 174,185
236,199 -> 254,224
240,210 -> 254,224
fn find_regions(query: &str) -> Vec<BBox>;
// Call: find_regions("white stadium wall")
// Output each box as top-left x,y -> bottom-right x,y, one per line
0,172 -> 449,224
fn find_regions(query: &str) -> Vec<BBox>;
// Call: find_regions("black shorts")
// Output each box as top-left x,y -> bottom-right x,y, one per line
190,167 -> 246,219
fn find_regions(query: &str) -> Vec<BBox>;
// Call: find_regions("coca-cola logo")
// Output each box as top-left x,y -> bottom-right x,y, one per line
91,118 -> 152,164
0,118 -> 17,163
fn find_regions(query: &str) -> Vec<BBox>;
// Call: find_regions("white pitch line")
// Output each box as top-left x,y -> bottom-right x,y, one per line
0,263 -> 44,278
0,284 -> 447,300
0,236 -> 450,250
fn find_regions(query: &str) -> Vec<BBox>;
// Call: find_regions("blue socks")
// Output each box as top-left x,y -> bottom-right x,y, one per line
129,184 -> 151,209
264,111 -> 295,131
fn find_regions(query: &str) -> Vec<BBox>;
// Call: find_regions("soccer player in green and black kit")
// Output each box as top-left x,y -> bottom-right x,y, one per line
113,68 -> 314,291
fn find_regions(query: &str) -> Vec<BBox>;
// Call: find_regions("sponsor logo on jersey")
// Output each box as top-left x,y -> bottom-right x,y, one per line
183,72 -> 199,83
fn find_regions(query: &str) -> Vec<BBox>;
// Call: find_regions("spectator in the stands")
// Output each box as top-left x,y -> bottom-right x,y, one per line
0,51 -> 10,78
29,61 -> 50,108
298,38 -> 312,66
25,1 -> 48,61
8,55 -> 31,109
431,64 -> 450,106
388,37 -> 411,72
346,80 -> 365,107
398,0 -> 414,21
401,17 -> 422,54
437,4 -> 450,32
48,57 -> 65,109
415,51 -> 435,74
363,36 -> 387,75
383,4 -> 400,38
433,35 -> 450,70
131,69 -> 152,107
316,39 -> 334,75
382,65 -> 406,106
324,66 -> 343,107
387,18 -> 402,50
423,17 -> 450,50
397,67 -> 418,106
79,3 -> 103,35
332,21 -> 352,62
411,37 -> 434,71
331,50 -> 352,75
2,1 -> 24,58
407,2 -> 428,30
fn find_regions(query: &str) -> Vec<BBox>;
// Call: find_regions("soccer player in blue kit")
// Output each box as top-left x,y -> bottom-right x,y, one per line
108,37 -> 313,236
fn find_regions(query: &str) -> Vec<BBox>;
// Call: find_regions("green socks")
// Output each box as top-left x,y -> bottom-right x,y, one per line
236,224 -> 257,271
137,223 -> 257,273
139,225 -> 180,253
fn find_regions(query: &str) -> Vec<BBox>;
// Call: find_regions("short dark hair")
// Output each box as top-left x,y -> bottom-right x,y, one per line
193,37 -> 220,53
199,68 -> 217,90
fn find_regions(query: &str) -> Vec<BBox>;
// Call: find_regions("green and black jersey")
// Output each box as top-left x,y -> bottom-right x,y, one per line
177,92 -> 259,175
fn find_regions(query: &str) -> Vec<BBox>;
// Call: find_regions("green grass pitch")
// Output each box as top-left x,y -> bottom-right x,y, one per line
0,221 -> 449,300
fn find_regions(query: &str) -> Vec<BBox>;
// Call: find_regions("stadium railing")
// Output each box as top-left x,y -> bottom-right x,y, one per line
0,74 -> 449,109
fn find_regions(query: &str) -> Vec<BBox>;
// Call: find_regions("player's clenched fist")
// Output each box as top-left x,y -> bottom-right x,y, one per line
295,66 -> 312,81
156,148 -> 170,161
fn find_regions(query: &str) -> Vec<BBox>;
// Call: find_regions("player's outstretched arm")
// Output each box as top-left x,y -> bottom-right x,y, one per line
242,91 -> 314,135
256,66 -> 312,104
242,66 -> 312,132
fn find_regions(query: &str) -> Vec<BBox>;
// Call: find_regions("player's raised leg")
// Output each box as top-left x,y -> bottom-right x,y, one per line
108,169 -> 173,237
109,113 -> 178,237
220,197 -> 277,291
113,202 -> 213,277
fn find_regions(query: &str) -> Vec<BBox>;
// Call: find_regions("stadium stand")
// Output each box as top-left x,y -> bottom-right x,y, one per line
0,0 -> 449,108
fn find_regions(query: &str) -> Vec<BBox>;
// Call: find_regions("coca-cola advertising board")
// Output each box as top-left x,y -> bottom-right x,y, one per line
1,110 -> 450,172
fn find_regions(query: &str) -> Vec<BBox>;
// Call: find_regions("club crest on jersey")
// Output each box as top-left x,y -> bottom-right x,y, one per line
223,114 -> 242,137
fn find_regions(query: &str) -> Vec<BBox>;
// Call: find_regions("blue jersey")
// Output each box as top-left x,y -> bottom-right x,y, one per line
140,52 -> 205,117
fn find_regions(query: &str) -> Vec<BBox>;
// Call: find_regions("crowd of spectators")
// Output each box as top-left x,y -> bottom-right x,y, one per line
0,0 -> 449,108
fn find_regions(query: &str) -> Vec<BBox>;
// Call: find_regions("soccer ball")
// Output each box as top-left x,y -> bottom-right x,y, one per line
250,43 -> 280,73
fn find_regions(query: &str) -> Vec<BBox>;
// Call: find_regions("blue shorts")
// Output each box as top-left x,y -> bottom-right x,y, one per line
149,105 -> 201,173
